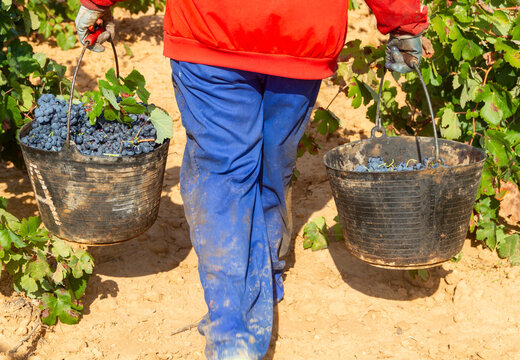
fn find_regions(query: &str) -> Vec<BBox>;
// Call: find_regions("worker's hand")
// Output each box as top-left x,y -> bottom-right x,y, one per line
385,33 -> 423,73
75,5 -> 115,52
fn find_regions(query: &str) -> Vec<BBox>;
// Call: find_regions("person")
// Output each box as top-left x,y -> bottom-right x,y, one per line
75,1 -> 428,359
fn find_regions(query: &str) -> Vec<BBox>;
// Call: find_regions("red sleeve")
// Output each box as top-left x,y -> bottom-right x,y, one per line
364,0 -> 428,35
80,0 -> 127,10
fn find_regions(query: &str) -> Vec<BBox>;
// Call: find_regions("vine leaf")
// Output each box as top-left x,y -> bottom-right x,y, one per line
303,217 -> 329,251
476,221 -> 497,249
314,108 -> 340,135
27,256 -> 51,281
480,94 -> 503,126
497,234 -> 520,263
495,41 -> 520,68
440,107 -> 461,140
149,106 -> 173,144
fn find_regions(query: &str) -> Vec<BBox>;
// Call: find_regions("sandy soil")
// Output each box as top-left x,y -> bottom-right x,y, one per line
1,4 -> 520,360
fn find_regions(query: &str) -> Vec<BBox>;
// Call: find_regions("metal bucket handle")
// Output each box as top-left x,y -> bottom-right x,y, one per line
65,39 -> 120,147
372,61 -> 441,162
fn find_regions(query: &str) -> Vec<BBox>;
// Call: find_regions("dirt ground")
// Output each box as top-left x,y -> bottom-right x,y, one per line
1,5 -> 520,360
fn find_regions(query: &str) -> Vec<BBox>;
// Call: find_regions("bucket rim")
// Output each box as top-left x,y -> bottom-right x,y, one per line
18,120 -> 170,164
322,135 -> 487,174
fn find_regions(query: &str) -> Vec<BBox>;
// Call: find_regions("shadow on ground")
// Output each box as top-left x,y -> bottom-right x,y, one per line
86,165 -> 191,278
282,122 -> 448,302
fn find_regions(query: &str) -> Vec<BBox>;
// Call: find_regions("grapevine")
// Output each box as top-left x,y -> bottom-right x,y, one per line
0,197 -> 93,326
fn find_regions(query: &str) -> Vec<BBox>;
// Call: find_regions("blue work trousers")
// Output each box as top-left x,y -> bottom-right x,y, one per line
171,60 -> 321,360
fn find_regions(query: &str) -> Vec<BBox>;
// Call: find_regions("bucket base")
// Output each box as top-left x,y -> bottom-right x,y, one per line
357,257 -> 449,270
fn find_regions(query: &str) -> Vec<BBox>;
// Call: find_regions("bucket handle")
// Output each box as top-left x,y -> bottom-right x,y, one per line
65,39 -> 120,148
372,62 -> 441,163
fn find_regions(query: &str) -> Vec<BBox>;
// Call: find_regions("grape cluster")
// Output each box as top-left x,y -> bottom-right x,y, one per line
21,94 -> 159,156
354,156 -> 443,172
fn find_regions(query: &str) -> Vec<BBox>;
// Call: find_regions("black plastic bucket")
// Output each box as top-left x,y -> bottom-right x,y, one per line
323,64 -> 487,269
323,136 -> 486,269
18,121 -> 169,244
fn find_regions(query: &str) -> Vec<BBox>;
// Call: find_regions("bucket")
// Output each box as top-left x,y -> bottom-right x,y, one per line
17,40 -> 169,244
323,64 -> 486,269
18,122 -> 169,244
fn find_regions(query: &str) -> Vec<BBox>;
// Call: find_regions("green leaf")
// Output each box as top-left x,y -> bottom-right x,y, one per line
431,15 -> 447,43
101,87 -> 120,111
56,32 -> 77,50
0,229 -> 11,251
55,289 -> 81,324
512,22 -> 520,41
123,42 -> 134,58
303,217 -> 329,251
19,274 -> 38,294
0,209 -> 20,230
75,249 -> 94,275
480,93 -> 504,126
476,221 -> 497,249
451,37 -> 483,61
19,216 -> 41,236
52,239 -> 72,258
40,293 -> 58,325
485,130 -> 511,167
23,8 -> 40,31
9,230 -> 27,249
69,276 -> 88,299
105,68 -> 119,86
123,70 -> 146,92
1,0 -> 12,11
495,41 -> 520,68
440,107 -> 461,140
0,71 -> 7,86
417,269 -> 429,282
478,164 -> 495,196
120,97 -> 146,114
497,234 -> 520,259
313,108 -> 340,135
148,106 -> 173,144
311,216 -> 327,233
27,257 -> 51,281
20,85 -> 34,112
0,197 -> 7,210
103,108 -> 118,121
52,263 -> 67,284
475,196 -> 499,222
33,53 -> 46,68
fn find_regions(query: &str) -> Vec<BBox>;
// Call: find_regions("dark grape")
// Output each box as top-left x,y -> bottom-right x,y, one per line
22,94 -> 161,157
354,156 -> 446,172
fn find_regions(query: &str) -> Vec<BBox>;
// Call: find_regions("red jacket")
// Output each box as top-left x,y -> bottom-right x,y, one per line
82,0 -> 427,79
